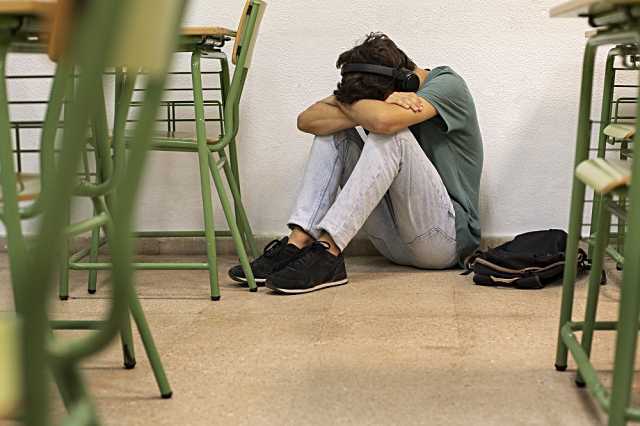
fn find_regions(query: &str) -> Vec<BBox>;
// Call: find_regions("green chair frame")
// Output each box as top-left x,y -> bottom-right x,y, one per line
0,1 -> 188,424
61,0 -> 266,301
553,4 -> 640,425
585,44 -> 638,267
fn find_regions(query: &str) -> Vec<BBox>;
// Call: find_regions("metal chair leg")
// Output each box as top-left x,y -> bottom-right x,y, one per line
608,232 -> 640,425
127,292 -> 172,398
59,227 -> 71,301
209,152 -> 257,292
191,51 -> 222,300
576,198 -> 611,386
120,312 -> 137,369
87,210 -> 100,294
608,94 -> 640,424
0,35 -> 43,424
227,138 -> 258,258
556,43 -> 597,371
221,151 -> 258,258
195,146 -> 221,301
588,52 -> 616,262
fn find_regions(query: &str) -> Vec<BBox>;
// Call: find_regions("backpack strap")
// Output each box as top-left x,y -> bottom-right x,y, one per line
462,250 -> 484,275
473,257 -> 567,275
475,273 -> 545,290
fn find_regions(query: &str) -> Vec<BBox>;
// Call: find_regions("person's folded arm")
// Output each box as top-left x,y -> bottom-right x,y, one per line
338,95 -> 437,135
297,96 -> 358,136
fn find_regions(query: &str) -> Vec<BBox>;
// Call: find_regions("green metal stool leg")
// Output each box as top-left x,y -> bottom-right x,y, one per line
0,32 -> 44,424
588,52 -> 616,262
51,360 -> 98,425
59,217 -> 71,300
228,139 -> 245,235
556,43 -> 597,371
94,197 -> 137,370
50,362 -> 73,412
195,146 -> 220,301
86,97 -> 113,296
616,142 -> 629,270
209,152 -> 257,292
608,79 -> 640,426
192,51 -> 220,300
110,73 -> 175,399
221,151 -> 258,259
608,228 -> 640,424
87,219 -> 100,294
58,65 -> 78,302
219,54 -> 257,258
228,137 -> 257,257
89,82 -> 137,368
229,139 -> 256,258
81,147 -> 101,295
120,311 -> 136,369
127,292 -> 172,398
576,197 -> 611,386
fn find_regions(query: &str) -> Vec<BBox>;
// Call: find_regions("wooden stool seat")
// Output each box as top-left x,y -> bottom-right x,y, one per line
0,0 -> 56,17
181,26 -> 236,38
576,157 -> 632,194
604,123 -> 636,140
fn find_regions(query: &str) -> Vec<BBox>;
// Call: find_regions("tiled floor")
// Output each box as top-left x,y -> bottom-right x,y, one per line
0,254 -> 632,425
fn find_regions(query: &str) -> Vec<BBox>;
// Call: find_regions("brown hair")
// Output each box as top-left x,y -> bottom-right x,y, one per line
334,33 -> 416,104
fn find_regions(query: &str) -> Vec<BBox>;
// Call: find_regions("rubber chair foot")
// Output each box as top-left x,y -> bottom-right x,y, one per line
88,289 -> 96,295
211,296 -> 221,301
575,379 -> 586,388
123,345 -> 136,369
59,296 -> 69,301
250,287 -> 258,293
555,364 -> 567,372
161,392 -> 173,399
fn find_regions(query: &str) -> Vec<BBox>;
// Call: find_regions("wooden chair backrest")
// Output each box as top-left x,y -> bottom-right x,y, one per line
111,0 -> 184,74
232,0 -> 266,67
0,1 -> 55,15
49,0 -> 183,74
47,0 -> 75,61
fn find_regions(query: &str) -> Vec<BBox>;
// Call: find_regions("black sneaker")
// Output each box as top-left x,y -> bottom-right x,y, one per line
265,241 -> 348,294
228,237 -> 303,286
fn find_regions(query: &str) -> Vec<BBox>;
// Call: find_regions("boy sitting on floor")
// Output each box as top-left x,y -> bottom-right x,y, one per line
229,32 -> 484,294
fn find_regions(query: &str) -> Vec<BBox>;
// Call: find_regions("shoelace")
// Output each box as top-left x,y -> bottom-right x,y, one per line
287,241 -> 331,269
262,238 -> 285,258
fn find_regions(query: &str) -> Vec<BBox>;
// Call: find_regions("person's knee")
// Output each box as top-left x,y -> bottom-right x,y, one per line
363,129 -> 409,159
312,128 -> 360,148
367,128 -> 413,144
367,128 -> 424,160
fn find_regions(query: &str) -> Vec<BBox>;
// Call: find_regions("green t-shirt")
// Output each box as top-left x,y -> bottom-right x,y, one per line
410,66 -> 483,265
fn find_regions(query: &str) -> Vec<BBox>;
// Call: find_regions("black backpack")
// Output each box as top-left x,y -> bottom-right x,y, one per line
463,229 -> 589,290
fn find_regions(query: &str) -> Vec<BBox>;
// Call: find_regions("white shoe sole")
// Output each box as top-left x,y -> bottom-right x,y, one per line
230,275 -> 267,284
267,278 -> 349,294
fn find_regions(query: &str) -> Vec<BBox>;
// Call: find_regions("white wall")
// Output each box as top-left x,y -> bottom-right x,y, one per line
1,0 -> 618,240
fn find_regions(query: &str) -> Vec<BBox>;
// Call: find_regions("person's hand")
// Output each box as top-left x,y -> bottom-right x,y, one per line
385,92 -> 423,112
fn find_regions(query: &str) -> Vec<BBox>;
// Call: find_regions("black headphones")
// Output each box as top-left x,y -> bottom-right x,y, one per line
340,63 -> 421,92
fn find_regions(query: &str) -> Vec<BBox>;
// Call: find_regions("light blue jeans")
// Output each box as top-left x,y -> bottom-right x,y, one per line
288,128 -> 458,269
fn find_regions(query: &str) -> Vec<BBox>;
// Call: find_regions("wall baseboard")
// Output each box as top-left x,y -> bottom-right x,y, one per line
0,234 -> 514,257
